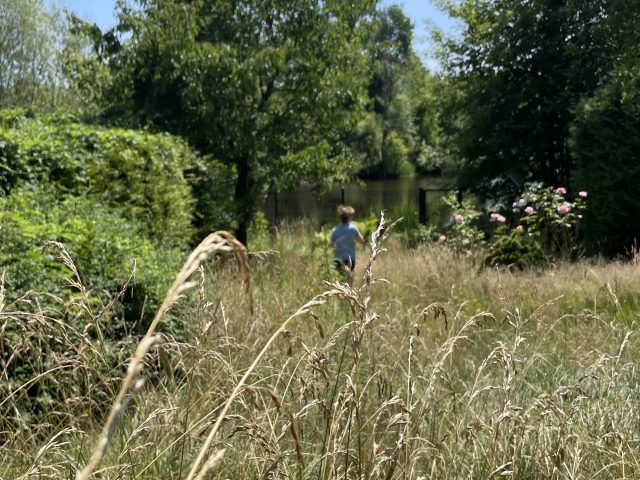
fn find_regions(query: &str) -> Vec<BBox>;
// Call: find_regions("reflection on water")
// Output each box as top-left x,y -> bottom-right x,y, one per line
262,176 -> 454,226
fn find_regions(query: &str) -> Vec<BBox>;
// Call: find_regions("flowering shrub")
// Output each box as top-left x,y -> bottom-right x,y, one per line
485,182 -> 587,268
511,182 -> 587,258
439,194 -> 485,253
489,212 -> 507,224
419,184 -> 586,267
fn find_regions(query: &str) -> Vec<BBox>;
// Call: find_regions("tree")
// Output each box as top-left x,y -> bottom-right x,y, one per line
0,0 -> 78,111
74,0 -> 376,244
354,5 -> 440,178
367,5 -> 413,118
439,0 -> 639,195
571,63 -> 640,256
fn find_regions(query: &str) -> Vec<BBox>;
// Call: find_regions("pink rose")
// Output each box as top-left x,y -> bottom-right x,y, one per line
524,206 -> 535,215
555,187 -> 567,195
455,214 -> 464,223
490,213 -> 507,223
516,225 -> 524,231
558,203 -> 571,214
439,234 -> 446,242
579,191 -> 588,198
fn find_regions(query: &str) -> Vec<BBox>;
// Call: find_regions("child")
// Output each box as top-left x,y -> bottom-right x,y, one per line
329,205 -> 365,275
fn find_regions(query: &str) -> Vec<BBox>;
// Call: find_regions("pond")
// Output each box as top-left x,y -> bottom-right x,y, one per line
262,176 -> 455,226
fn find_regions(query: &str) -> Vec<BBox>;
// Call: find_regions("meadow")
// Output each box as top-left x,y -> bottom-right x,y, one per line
2,217 -> 640,479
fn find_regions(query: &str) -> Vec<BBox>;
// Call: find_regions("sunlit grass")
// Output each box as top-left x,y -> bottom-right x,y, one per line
3,219 -> 640,479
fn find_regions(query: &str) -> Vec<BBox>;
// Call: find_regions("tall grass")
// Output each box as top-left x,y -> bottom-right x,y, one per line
2,219 -> 640,479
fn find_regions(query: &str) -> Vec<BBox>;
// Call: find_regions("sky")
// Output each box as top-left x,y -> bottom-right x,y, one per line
380,0 -> 460,70
61,0 -> 459,71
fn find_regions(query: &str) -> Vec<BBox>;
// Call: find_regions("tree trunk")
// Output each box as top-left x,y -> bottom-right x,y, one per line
234,155 -> 250,246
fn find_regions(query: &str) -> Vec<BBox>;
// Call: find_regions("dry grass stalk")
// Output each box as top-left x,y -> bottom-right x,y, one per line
76,231 -> 252,480
6,217 -> 640,478
193,449 -> 226,480
17,427 -> 80,479
185,294 -> 328,480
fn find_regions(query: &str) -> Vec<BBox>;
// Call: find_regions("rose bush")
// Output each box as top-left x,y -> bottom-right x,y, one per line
486,182 -> 587,267
431,183 -> 587,268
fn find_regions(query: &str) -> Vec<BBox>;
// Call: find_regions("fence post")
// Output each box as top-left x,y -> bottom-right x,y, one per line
419,187 -> 428,224
273,189 -> 279,224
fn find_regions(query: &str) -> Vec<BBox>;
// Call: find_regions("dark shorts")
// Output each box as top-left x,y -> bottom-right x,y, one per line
333,258 -> 355,272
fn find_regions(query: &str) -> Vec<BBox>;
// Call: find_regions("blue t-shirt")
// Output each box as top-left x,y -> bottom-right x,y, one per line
330,223 -> 362,263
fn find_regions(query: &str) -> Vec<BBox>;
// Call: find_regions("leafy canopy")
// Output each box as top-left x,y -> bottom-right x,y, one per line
0,111 -> 196,246
74,0 -> 377,243
572,62 -> 640,256
439,0 -> 639,194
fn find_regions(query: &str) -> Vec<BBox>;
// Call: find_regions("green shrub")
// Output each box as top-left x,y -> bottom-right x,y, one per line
353,213 -> 380,240
506,182 -> 586,258
439,194 -> 485,253
482,182 -> 587,267
0,187 -> 184,331
382,131 -> 414,178
571,64 -> 640,256
485,228 -> 547,269
0,111 -> 196,246
187,154 -> 237,239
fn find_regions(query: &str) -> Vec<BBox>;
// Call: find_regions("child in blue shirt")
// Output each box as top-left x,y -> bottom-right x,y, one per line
330,205 -> 365,273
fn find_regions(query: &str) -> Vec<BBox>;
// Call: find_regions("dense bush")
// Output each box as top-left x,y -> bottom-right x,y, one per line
0,186 -> 191,431
486,183 -> 586,267
0,187 -> 184,331
571,65 -> 640,256
508,182 -> 586,259
0,110 -> 196,246
381,131 -> 414,178
187,154 -> 237,239
485,228 -> 547,269
411,184 -> 587,268
0,112 -> 217,430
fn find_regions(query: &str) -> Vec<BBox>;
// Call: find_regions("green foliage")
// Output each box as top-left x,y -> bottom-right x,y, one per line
0,112 -> 196,246
486,182 -> 586,267
73,0 -> 375,243
401,183 -> 587,267
357,7 -> 441,179
485,228 -> 547,269
440,194 -> 485,253
509,182 -> 587,258
247,211 -> 271,251
381,131 -> 414,178
440,0 -> 640,195
186,154 -> 237,239
390,200 -> 436,248
0,187 -> 184,330
0,187 -> 185,433
403,223 -> 439,249
571,64 -> 640,256
353,112 -> 383,174
387,94 -> 416,145
0,0 -> 73,111
353,213 -> 380,240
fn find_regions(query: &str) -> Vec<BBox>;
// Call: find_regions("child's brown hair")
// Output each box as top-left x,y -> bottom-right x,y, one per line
337,204 -> 355,224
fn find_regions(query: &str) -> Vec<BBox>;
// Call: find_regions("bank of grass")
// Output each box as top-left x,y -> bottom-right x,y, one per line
3,219 -> 640,479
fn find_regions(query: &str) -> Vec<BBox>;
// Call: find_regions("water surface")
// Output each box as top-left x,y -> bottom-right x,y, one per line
262,176 -> 454,226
